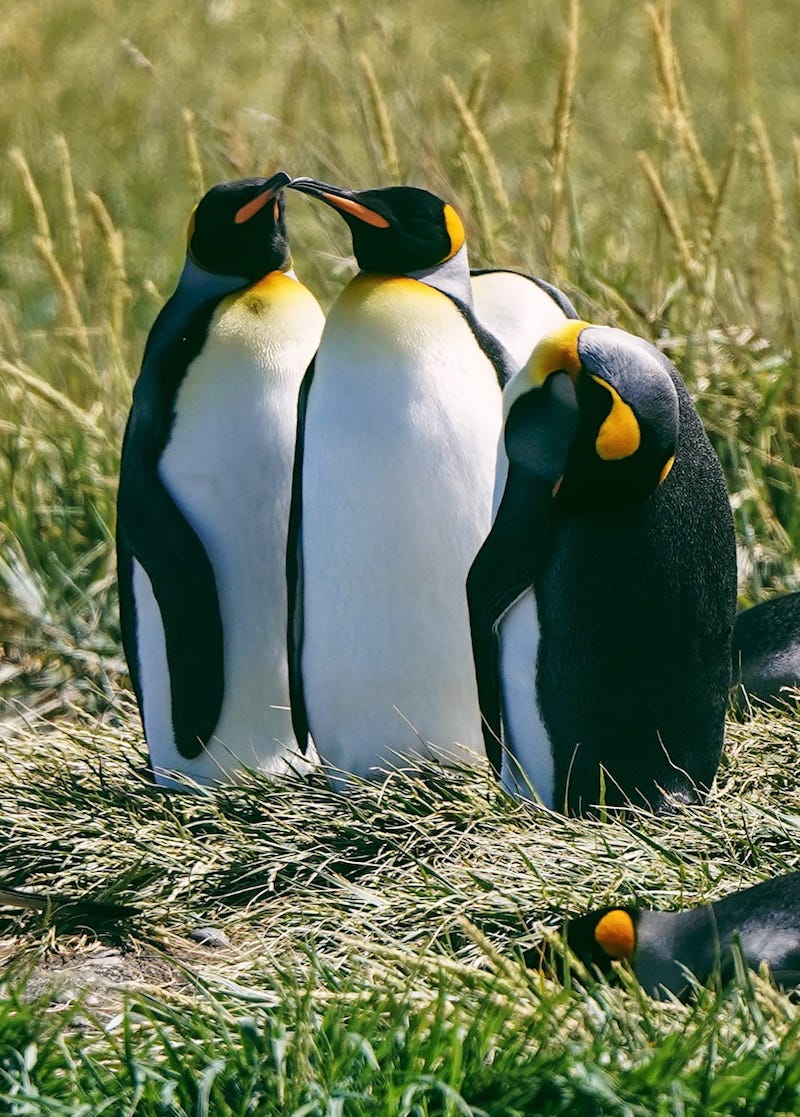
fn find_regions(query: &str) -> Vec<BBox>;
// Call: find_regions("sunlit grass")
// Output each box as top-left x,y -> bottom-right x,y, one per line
3,1 -> 800,1111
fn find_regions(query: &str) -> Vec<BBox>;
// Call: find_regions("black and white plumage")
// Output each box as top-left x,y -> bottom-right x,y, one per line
558,872 -> 800,998
468,322 -> 737,813
286,179 -> 515,780
117,174 -> 324,786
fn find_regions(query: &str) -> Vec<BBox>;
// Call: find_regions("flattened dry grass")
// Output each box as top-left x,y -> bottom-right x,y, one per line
0,701 -> 800,1112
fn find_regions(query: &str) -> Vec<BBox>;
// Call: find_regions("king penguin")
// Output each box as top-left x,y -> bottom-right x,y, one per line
554,872 -> 800,998
285,178 -> 512,779
732,591 -> 800,707
468,321 -> 737,813
117,173 -> 325,787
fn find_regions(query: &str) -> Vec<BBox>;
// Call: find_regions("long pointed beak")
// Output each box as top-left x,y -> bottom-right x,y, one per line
288,177 -> 390,229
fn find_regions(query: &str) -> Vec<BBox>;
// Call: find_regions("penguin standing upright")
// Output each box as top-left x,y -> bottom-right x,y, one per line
286,178 -> 512,779
117,174 -> 325,786
468,321 -> 737,812
555,871 -> 800,998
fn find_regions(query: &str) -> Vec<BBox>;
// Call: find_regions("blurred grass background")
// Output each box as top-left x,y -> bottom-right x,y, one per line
2,0 -> 800,715
4,3 -> 800,1112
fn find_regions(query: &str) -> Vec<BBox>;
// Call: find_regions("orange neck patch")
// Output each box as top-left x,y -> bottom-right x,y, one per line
526,320 -> 589,386
594,909 -> 636,960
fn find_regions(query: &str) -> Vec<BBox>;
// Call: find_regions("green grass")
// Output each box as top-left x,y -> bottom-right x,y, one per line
3,0 -> 800,1112
2,709 -> 800,1114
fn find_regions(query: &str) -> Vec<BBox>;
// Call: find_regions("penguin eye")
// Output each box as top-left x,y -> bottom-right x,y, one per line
593,910 -> 636,960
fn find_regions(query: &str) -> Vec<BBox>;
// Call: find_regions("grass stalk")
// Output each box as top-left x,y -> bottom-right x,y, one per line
548,0 -> 580,268
86,191 -> 131,344
637,151 -> 702,294
32,236 -> 92,364
647,3 -> 716,206
357,53 -> 401,184
54,134 -> 85,291
442,74 -> 510,216
751,112 -> 798,345
9,147 -> 52,242
182,108 -> 205,200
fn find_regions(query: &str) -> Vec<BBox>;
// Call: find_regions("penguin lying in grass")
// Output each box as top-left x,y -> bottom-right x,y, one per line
468,321 -> 737,813
117,174 -> 325,787
285,178 -> 519,779
732,591 -> 800,708
548,872 -> 800,999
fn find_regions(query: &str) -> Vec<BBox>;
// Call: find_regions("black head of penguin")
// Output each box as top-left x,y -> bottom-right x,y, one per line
288,178 -> 466,274
518,321 -> 680,510
187,172 -> 292,281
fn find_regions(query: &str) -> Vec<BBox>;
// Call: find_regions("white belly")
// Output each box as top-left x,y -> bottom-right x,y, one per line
135,273 -> 324,785
301,276 -> 502,776
497,590 -> 554,807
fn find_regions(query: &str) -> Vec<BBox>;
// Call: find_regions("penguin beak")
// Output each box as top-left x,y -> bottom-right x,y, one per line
234,171 -> 291,225
289,177 -> 390,229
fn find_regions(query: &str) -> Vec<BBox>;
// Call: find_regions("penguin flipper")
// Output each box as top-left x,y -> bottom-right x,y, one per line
467,464 -> 556,775
117,414 -> 224,760
286,357 -> 316,753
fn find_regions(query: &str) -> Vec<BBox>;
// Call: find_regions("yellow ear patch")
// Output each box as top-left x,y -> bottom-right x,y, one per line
527,320 -> 590,386
443,204 -> 466,259
592,376 -> 641,460
594,910 -> 636,960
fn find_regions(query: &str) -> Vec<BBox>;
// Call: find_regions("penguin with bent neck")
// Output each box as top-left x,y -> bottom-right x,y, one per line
468,321 -> 737,813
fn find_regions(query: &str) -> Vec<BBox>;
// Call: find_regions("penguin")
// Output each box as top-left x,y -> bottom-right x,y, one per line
285,178 -> 512,779
470,268 -> 578,372
467,321 -> 737,813
554,872 -> 800,998
732,592 -> 800,707
117,173 -> 325,787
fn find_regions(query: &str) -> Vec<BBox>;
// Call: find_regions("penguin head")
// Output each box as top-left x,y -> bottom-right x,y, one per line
507,321 -> 680,507
562,906 -> 639,976
288,178 -> 466,275
186,172 -> 292,281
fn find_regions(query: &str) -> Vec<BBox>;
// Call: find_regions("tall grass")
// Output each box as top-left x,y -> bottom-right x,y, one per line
3,3 -> 800,1110
3,2 -> 800,716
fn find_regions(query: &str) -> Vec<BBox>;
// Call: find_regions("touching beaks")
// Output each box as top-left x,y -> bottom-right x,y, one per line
289,177 -> 391,229
234,171 -> 292,224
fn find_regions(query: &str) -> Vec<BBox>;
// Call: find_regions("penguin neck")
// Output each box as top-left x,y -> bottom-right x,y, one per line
404,243 -> 473,307
175,257 -> 250,303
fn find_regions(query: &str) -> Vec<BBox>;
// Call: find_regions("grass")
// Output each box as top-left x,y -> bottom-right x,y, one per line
3,0 -> 800,1111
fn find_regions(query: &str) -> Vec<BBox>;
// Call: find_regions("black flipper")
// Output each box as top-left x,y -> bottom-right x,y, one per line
286,356 -> 317,753
117,405 -> 224,760
467,466 -> 555,773
449,294 -> 517,387
467,378 -> 579,774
